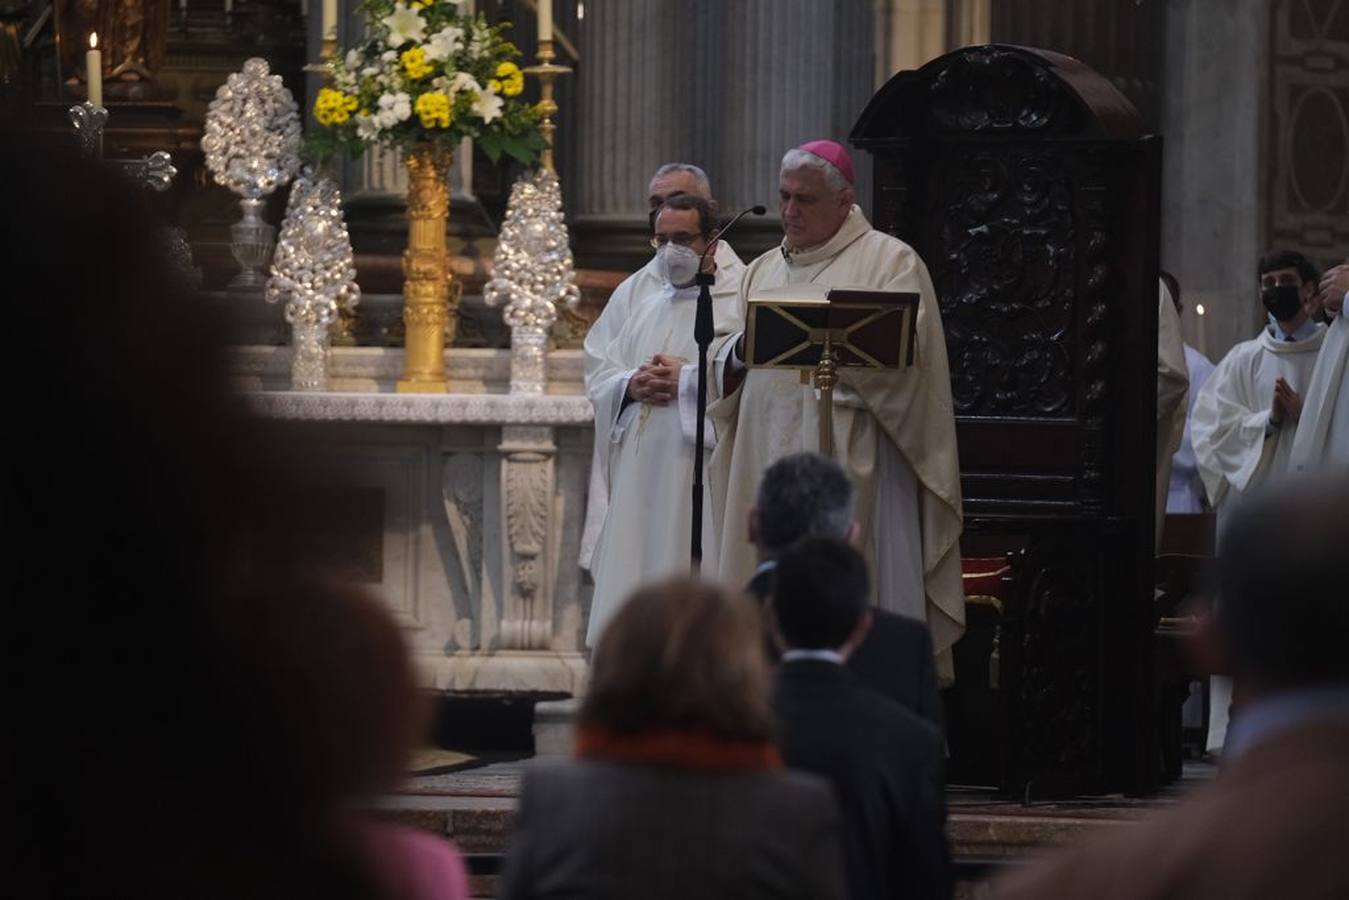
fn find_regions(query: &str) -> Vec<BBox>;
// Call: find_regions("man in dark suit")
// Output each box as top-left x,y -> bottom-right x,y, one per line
747,452 -> 943,728
996,479 -> 1349,900
770,538 -> 951,900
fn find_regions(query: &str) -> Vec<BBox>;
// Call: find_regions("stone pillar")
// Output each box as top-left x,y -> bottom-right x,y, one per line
569,0 -> 875,271
1159,0 -> 1267,361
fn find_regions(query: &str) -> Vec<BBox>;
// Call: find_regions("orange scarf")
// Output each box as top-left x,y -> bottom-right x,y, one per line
575,727 -> 781,772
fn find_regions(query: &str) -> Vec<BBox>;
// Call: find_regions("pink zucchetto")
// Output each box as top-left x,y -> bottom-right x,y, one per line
797,140 -> 854,185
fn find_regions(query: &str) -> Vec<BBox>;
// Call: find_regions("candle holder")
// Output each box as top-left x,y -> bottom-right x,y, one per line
522,40 -> 572,174
68,101 -> 107,160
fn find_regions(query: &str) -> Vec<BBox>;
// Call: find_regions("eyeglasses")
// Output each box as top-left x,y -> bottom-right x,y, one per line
649,232 -> 704,249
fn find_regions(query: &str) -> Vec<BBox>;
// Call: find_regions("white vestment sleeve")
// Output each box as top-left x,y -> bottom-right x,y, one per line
1191,353 -> 1275,508
676,364 -> 716,449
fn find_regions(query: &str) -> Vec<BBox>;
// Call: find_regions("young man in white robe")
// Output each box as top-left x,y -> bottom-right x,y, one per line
582,193 -> 746,646
1288,261 -> 1349,473
1190,248 -> 1325,752
707,140 -> 964,681
578,163 -> 744,573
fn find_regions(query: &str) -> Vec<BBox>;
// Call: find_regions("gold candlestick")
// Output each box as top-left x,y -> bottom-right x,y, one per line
523,40 -> 572,173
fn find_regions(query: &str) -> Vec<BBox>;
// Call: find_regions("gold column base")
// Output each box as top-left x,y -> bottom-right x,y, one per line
397,377 -> 448,393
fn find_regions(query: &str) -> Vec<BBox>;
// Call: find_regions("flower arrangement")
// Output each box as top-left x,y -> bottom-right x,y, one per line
309,0 -> 545,164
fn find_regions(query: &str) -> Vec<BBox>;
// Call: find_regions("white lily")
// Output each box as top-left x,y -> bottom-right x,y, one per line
424,25 -> 464,62
381,3 -> 426,46
444,71 -> 481,97
471,87 -> 503,123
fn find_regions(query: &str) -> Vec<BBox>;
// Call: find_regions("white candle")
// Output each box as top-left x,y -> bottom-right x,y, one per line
86,33 -> 102,107
537,0 -> 552,41
322,0 -> 337,39
224,0 -> 232,13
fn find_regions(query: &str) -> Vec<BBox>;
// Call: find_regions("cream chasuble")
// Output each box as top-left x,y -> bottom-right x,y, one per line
1288,312 -> 1349,475
706,207 -> 964,678
582,246 -> 745,647
1191,325 -> 1325,533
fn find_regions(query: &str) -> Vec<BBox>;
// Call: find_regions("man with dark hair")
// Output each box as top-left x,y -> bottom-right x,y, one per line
580,164 -> 743,577
771,538 -> 951,900
1192,249 -> 1324,532
996,479 -> 1349,899
1191,248 -> 1324,750
748,452 -> 942,726
582,192 -> 745,646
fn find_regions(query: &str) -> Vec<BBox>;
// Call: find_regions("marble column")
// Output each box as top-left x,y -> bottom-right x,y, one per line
569,0 -> 875,271
1159,0 -> 1267,361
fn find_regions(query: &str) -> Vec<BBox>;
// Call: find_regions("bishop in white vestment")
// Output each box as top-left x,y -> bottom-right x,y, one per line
707,141 -> 964,678
583,195 -> 745,646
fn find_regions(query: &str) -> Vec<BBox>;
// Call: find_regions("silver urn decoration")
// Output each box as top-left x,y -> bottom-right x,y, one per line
202,58 -> 302,290
266,169 -> 360,392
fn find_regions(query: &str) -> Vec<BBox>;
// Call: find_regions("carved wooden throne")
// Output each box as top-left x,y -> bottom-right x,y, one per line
853,46 -> 1162,797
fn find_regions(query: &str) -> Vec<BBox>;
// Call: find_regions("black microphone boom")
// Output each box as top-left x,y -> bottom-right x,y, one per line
691,204 -> 766,571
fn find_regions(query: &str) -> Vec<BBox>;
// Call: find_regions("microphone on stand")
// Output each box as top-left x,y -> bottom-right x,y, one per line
691,204 -> 767,571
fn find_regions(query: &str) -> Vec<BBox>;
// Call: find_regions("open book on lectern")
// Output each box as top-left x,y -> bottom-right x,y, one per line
743,284 -> 919,372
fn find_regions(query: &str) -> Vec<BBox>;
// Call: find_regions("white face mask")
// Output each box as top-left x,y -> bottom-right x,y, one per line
657,243 -> 702,288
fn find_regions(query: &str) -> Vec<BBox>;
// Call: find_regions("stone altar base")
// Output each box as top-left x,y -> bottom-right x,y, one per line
372,761 -> 1215,898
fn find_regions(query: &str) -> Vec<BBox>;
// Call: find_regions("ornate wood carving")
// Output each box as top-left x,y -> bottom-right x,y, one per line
854,45 -> 1159,797
937,149 -> 1076,417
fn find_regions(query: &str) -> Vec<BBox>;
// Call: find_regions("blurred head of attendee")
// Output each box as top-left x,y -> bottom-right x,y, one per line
1258,249 -> 1322,329
749,452 -> 859,561
580,577 -> 774,754
770,538 -> 873,659
3,136 -> 437,899
1216,478 -> 1349,705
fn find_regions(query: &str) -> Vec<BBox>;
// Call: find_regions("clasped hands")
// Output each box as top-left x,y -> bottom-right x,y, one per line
627,353 -> 686,405
1271,377 -> 1303,428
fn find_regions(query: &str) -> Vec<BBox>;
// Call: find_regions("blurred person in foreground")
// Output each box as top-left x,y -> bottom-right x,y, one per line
770,539 -> 951,900
749,452 -> 942,727
501,578 -> 847,900
1,136 -> 466,900
995,478 -> 1349,900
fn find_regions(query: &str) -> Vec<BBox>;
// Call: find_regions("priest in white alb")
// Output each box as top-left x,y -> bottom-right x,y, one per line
707,140 -> 965,679
1191,250 -> 1325,754
1288,260 -> 1349,473
582,193 -> 745,646
1192,250 -> 1326,535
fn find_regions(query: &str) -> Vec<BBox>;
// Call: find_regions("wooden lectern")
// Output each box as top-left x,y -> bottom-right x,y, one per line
744,285 -> 918,457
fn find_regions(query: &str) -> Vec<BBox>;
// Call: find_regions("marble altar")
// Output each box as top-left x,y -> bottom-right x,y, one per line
234,345 -> 594,697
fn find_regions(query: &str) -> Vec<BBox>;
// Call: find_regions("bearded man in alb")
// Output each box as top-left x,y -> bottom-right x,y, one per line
583,193 -> 745,646
707,140 -> 964,679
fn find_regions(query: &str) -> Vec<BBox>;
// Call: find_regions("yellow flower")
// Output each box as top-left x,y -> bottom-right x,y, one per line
411,0 -> 430,7
414,91 -> 453,128
313,87 -> 359,126
492,61 -> 524,97
401,46 -> 434,80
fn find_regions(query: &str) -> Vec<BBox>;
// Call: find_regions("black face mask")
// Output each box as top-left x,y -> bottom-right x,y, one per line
1261,283 -> 1303,322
